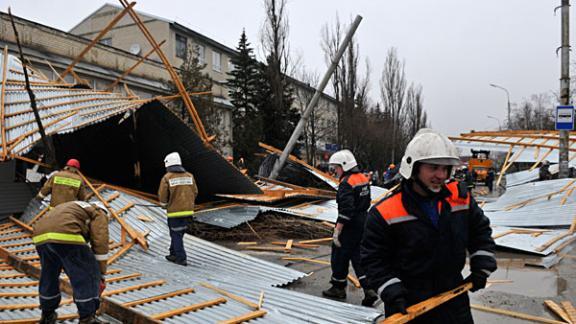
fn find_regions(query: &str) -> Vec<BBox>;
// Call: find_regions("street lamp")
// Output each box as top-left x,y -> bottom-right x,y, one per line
487,115 -> 502,130
489,83 -> 511,129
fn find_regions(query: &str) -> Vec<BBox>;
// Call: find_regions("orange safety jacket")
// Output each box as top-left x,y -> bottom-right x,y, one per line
361,180 -> 497,304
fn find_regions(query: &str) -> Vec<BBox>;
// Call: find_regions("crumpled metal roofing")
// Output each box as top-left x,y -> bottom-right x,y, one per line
482,178 -> 576,227
505,164 -> 559,187
492,226 -> 576,256
5,187 -> 380,323
262,186 -> 389,223
0,52 -> 144,157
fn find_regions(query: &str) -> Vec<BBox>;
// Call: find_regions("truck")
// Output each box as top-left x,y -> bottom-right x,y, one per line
468,149 -> 494,186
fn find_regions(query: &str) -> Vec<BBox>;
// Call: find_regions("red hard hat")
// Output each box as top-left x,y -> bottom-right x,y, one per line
66,159 -> 80,169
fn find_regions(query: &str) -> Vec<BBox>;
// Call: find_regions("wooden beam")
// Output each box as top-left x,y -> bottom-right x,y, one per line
107,240 -> 135,265
79,171 -> 148,250
102,280 -> 166,297
118,0 -> 209,141
151,297 -> 227,320
123,287 -> 195,307
0,313 -> 78,324
200,282 -> 259,310
105,39 -> 166,91
105,273 -> 142,283
12,155 -> 52,168
298,237 -> 333,244
537,232 -> 572,252
218,310 -> 268,324
544,300 -> 573,324
347,274 -> 361,288
381,283 -> 472,323
282,257 -> 330,266
9,216 -> 32,232
561,301 -> 576,323
115,202 -> 135,216
59,2 -> 136,79
1,46 -> 9,159
471,304 -> 568,324
27,206 -> 50,226
496,145 -> 514,187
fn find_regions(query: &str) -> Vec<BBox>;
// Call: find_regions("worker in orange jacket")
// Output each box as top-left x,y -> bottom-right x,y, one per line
322,149 -> 378,307
361,129 -> 497,323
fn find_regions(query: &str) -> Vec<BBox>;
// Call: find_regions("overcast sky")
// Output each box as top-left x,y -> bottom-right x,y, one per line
1,0 -> 572,135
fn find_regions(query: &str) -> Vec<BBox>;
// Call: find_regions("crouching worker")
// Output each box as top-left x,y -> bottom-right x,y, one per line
33,201 -> 109,324
158,152 -> 198,266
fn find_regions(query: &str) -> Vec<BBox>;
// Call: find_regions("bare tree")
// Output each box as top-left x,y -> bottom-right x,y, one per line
380,48 -> 407,162
258,0 -> 298,149
405,83 -> 428,139
321,16 -> 344,144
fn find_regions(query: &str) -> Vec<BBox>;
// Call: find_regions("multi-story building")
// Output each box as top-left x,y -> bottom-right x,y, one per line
0,4 -> 338,159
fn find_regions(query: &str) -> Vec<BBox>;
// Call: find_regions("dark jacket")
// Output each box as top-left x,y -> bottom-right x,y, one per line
336,171 -> 371,228
361,180 -> 496,321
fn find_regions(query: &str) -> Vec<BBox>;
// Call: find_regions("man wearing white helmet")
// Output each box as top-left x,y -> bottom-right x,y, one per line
361,129 -> 497,323
322,149 -> 378,307
158,152 -> 198,266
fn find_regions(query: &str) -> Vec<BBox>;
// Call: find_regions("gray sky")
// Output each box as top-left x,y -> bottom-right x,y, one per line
1,0 -> 571,135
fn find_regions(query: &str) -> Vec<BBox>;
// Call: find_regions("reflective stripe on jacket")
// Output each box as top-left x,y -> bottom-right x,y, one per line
33,201 -> 110,274
361,180 -> 497,304
158,171 -> 198,218
38,167 -> 90,207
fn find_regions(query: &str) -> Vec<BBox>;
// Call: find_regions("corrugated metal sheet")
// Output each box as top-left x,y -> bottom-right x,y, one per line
482,179 -> 576,227
4,188 -> 380,323
194,205 -> 261,229
492,226 -> 576,256
0,52 -> 143,157
505,165 -> 559,187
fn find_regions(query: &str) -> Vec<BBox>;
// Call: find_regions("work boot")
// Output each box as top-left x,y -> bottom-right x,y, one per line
39,311 -> 57,324
322,285 -> 346,300
361,289 -> 379,307
165,255 -> 177,262
79,314 -> 109,324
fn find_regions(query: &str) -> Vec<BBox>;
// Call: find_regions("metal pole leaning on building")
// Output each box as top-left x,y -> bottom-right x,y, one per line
269,15 -> 362,180
559,0 -> 570,178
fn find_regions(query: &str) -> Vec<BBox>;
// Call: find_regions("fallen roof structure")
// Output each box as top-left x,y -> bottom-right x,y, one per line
0,50 -> 261,203
0,186 -> 381,323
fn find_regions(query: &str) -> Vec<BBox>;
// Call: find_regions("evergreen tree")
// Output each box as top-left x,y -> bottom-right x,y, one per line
227,30 -> 262,172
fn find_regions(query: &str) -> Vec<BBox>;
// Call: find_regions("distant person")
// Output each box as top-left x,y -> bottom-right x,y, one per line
158,152 -> 198,266
486,169 -> 495,192
539,160 -> 552,181
36,159 -> 90,208
33,201 -> 109,324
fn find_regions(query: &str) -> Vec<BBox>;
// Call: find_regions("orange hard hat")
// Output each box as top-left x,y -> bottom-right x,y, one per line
389,163 -> 395,168
66,159 -> 80,169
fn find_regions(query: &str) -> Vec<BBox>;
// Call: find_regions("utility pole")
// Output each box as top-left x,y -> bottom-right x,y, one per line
269,15 -> 362,180
559,0 -> 570,178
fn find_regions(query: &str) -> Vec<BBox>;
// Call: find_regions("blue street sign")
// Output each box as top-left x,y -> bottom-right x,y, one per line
556,105 -> 574,130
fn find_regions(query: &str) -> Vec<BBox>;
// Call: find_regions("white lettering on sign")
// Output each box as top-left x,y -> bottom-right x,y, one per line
169,177 -> 193,187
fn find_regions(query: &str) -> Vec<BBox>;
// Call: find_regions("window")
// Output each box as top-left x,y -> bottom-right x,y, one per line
100,38 -> 112,46
227,59 -> 235,72
196,45 -> 205,64
176,34 -> 187,59
212,51 -> 221,72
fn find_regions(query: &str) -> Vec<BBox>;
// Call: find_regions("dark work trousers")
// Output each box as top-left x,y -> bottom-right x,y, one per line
330,223 -> 370,289
168,217 -> 190,262
36,243 -> 101,318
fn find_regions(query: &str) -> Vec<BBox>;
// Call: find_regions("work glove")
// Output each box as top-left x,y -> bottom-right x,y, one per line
332,227 -> 342,248
465,271 -> 488,292
99,279 -> 106,297
381,282 -> 409,317
34,195 -> 43,201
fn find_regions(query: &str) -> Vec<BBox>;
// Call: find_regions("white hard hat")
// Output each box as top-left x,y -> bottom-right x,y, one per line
329,149 -> 358,172
399,128 -> 461,179
164,152 -> 182,168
